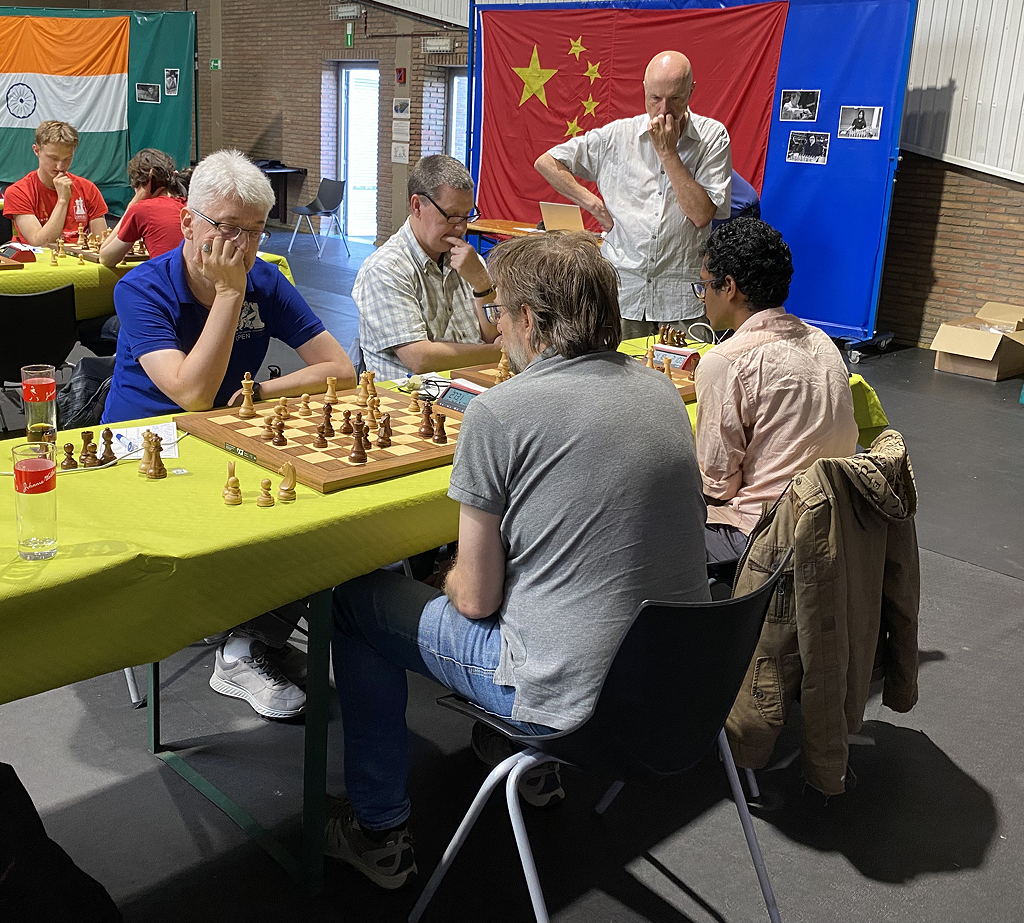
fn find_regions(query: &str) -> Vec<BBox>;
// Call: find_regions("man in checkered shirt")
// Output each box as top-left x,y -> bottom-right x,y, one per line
354,155 -> 502,382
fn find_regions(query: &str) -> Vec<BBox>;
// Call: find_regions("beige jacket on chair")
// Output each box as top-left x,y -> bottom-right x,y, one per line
725,430 -> 920,796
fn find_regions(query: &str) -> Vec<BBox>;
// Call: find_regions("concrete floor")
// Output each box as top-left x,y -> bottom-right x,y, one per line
1,233 -> 1022,921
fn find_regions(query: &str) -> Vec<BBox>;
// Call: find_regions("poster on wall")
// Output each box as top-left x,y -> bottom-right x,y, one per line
392,120 -> 410,142
785,131 -> 829,164
164,68 -> 179,96
135,82 -> 160,104
391,142 -> 409,164
837,105 -> 882,139
779,89 -> 819,121
393,97 -> 411,118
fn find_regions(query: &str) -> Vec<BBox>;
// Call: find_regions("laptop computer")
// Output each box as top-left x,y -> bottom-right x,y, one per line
539,201 -> 585,232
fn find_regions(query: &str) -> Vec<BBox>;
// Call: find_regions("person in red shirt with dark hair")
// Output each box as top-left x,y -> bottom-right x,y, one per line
99,148 -> 192,266
3,120 -> 107,245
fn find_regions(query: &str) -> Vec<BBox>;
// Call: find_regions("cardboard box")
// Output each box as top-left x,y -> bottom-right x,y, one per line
929,302 -> 1024,381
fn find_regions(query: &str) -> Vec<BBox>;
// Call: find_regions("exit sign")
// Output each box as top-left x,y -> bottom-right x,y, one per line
209,58 -> 221,70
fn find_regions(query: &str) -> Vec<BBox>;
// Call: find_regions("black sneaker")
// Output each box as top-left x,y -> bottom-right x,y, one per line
324,797 -> 416,890
471,721 -> 565,808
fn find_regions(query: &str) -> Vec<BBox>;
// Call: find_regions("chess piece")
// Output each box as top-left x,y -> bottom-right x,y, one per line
365,371 -> 378,398
137,430 -> 152,475
77,224 -> 85,246
100,428 -> 116,464
348,429 -> 367,464
261,416 -> 275,441
82,442 -> 99,468
277,462 -> 297,502
80,430 -> 95,466
50,247 -> 58,266
432,413 -> 448,445
366,396 -> 379,426
322,402 -> 335,437
376,413 -> 392,448
406,390 -> 421,413
418,401 -> 435,438
224,460 -> 236,496
257,478 -> 275,507
298,393 -> 312,416
57,238 -> 65,257
360,421 -> 372,452
60,443 -> 78,470
313,423 -> 328,448
272,420 -> 287,446
496,349 -> 512,382
238,372 -> 257,418
645,346 -> 656,368
661,357 -> 674,378
325,376 -> 338,403
147,435 -> 167,479
77,251 -> 85,265
276,396 -> 290,420
223,476 -> 243,506
340,409 -> 353,435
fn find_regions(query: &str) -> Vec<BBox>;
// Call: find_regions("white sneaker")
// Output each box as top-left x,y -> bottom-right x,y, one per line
209,641 -> 306,718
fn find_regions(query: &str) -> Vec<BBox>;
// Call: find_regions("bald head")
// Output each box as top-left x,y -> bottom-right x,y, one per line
643,51 -> 694,124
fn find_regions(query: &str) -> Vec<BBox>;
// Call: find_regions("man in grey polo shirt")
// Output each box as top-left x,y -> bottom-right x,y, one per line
535,50 -> 732,340
354,154 -> 501,381
326,231 -> 709,890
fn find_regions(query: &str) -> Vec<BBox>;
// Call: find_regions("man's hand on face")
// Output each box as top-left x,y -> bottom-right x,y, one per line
53,172 -> 73,202
444,234 -> 491,290
197,236 -> 247,299
648,113 -> 683,157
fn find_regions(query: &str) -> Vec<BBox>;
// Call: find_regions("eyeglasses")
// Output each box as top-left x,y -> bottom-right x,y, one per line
420,193 -> 481,226
690,278 -> 724,300
483,303 -> 505,325
191,208 -> 270,246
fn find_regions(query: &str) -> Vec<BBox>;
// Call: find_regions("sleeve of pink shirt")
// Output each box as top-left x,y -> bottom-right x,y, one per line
694,352 -> 747,500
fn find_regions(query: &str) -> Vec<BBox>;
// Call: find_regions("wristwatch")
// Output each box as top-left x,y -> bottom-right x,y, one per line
251,379 -> 263,402
472,284 -> 496,299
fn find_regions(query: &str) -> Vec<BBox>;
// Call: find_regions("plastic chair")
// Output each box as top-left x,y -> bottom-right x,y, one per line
410,549 -> 793,923
0,284 -> 77,432
287,178 -> 349,259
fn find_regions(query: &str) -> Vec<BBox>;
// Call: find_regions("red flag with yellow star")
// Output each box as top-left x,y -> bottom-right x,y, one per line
476,2 -> 787,227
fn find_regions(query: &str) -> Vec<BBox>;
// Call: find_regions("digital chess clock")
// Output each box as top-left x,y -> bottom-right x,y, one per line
436,379 -> 485,413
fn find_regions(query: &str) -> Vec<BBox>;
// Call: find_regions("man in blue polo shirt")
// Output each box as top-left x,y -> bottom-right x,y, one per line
103,149 -> 355,718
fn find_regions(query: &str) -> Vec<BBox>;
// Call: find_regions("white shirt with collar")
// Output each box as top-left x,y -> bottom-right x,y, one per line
354,218 -> 484,381
546,111 -> 732,322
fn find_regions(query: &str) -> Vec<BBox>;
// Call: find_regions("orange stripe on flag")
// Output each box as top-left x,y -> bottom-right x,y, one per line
0,16 -> 129,77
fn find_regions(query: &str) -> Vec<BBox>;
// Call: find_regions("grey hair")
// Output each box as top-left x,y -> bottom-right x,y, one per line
186,149 -> 275,215
408,154 -> 473,200
487,232 -> 622,358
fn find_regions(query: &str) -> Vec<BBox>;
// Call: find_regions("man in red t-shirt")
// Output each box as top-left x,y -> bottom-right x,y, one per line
3,120 -> 108,245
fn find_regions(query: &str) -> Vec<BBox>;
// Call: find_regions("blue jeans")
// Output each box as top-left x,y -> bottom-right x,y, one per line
332,570 -> 554,831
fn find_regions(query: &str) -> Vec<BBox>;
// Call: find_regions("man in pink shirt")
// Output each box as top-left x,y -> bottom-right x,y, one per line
3,120 -> 107,245
693,218 -> 858,562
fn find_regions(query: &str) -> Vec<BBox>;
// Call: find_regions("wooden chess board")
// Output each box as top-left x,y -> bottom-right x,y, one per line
452,359 -> 697,402
0,255 -> 24,270
175,387 -> 463,493
50,244 -> 149,264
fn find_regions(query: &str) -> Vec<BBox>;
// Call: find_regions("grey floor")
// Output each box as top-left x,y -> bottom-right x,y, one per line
2,231 -> 1023,922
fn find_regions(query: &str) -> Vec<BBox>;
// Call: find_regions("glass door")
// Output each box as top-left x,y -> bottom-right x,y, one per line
338,66 -> 379,238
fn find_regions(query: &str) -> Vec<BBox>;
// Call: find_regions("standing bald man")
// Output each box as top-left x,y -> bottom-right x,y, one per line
535,51 -> 732,340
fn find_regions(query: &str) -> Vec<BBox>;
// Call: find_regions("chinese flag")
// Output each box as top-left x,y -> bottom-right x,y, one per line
477,2 -> 787,226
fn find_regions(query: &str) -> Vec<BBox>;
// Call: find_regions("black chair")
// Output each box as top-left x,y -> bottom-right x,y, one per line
287,178 -> 349,259
410,549 -> 793,923
0,284 -> 78,432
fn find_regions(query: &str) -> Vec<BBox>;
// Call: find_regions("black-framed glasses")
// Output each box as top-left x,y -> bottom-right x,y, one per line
420,192 -> 481,226
483,303 -> 505,325
192,208 -> 270,246
690,277 -> 724,300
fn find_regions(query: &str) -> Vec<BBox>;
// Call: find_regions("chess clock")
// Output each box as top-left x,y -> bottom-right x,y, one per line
436,380 -> 483,413
653,344 -> 701,373
0,243 -> 36,262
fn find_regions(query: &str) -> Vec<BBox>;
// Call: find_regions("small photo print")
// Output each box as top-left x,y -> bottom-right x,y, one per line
135,83 -> 160,104
779,90 -> 820,122
393,97 -> 411,119
838,105 -> 882,139
786,131 -> 829,165
164,68 -> 179,97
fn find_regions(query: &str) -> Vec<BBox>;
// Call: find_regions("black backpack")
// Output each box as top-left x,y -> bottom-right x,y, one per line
57,355 -> 116,429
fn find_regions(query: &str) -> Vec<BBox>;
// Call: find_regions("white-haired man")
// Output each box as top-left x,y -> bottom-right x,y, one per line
103,149 -> 355,718
535,51 -> 732,340
355,154 -> 501,381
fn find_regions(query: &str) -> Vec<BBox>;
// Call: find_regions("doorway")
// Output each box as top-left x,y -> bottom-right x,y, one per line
338,65 -> 379,239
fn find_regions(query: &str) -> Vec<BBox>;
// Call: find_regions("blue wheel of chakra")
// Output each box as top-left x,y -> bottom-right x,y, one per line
7,83 -> 37,119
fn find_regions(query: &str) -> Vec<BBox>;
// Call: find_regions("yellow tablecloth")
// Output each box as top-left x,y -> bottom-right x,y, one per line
0,414 -> 457,704
0,251 -> 294,320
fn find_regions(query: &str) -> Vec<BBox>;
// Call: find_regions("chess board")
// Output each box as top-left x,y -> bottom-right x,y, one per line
175,387 -> 463,493
0,255 -> 24,270
453,359 -> 697,403
50,244 -> 148,264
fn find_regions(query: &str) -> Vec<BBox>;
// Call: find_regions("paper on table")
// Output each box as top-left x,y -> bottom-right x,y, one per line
108,421 -> 180,459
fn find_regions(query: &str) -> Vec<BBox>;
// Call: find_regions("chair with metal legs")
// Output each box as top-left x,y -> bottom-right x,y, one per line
287,179 -> 349,259
410,549 -> 793,923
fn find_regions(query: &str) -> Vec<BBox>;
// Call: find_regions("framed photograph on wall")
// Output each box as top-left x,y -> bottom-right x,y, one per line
838,105 -> 882,139
779,89 -> 820,121
393,97 -> 411,119
135,83 -> 161,104
785,131 -> 829,165
164,68 -> 180,97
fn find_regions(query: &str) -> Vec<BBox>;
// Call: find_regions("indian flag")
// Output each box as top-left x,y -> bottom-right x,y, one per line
0,15 -> 129,186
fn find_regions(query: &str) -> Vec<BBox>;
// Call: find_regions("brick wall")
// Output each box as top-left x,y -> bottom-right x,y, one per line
878,151 -> 1024,347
